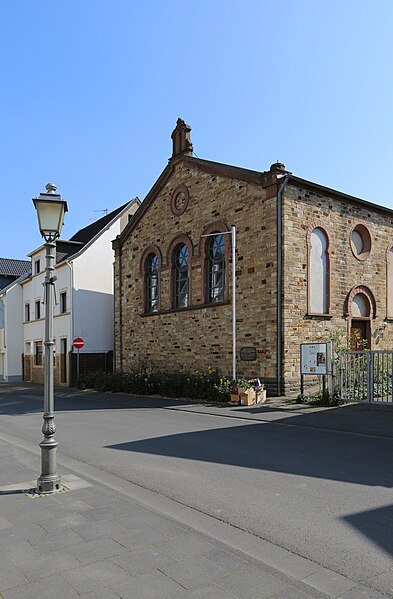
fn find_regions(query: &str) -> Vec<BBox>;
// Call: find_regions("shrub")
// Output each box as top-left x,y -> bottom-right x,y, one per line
77,368 -> 243,403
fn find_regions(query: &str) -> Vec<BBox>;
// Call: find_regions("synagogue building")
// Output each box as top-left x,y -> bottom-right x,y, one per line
113,119 -> 393,394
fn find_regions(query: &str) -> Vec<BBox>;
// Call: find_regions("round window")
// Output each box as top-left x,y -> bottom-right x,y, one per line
170,185 -> 189,216
350,224 -> 371,260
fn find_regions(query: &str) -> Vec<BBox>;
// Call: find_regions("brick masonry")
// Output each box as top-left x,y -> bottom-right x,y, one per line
114,158 -> 282,388
114,125 -> 393,395
282,183 -> 393,391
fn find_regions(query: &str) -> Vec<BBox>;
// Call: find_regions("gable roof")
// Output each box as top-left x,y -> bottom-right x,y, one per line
117,152 -> 393,249
0,270 -> 32,295
28,199 -> 140,263
69,203 -> 129,245
0,258 -> 31,277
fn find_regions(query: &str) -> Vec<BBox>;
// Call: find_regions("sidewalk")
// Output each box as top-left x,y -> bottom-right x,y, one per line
0,423 -> 387,599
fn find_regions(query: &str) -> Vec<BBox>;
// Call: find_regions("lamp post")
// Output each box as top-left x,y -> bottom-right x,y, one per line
33,183 -> 68,494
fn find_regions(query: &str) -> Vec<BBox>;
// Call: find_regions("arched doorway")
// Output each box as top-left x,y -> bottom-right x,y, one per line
347,286 -> 375,349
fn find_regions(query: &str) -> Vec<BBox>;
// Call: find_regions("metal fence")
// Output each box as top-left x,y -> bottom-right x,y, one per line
339,350 -> 393,404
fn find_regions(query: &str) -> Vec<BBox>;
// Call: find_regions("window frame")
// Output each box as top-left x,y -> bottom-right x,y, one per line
34,259 -> 40,274
35,341 -> 43,366
307,222 -> 332,316
200,222 -> 230,305
35,299 -> 41,320
60,291 -> 67,314
24,302 -> 30,322
140,246 -> 162,314
350,223 -> 372,261
168,235 -> 193,310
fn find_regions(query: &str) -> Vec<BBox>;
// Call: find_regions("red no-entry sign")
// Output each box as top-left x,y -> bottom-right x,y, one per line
73,337 -> 85,349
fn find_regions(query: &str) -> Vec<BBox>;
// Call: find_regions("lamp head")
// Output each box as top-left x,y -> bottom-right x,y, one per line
32,184 -> 68,242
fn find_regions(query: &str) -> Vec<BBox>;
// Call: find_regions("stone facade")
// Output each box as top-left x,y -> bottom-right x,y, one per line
282,182 -> 393,391
113,120 -> 393,395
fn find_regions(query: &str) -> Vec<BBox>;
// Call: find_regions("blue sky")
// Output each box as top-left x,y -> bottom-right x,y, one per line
1,0 -> 393,259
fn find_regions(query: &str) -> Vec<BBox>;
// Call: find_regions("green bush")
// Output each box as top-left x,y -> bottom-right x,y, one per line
77,368 -> 246,402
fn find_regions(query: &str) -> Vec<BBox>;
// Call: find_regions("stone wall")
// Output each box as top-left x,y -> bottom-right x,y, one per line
282,182 -> 393,392
114,159 -> 280,386
114,155 -> 393,396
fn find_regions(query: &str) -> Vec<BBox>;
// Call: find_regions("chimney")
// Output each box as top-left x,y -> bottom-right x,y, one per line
171,118 -> 193,158
269,162 -> 286,174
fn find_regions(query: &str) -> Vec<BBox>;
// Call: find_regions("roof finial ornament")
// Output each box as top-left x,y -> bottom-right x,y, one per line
45,183 -> 57,194
171,118 -> 193,158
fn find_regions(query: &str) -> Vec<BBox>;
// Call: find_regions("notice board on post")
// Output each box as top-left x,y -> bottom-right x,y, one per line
300,343 -> 329,375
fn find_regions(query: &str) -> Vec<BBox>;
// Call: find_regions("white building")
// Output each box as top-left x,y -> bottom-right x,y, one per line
0,274 -> 29,382
0,194 -> 139,384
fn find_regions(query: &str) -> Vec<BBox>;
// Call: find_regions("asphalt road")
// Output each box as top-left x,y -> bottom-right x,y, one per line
1,384 -> 392,596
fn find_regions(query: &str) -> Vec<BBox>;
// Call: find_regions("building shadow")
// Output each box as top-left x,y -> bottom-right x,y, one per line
105,419 -> 393,489
342,504 -> 393,557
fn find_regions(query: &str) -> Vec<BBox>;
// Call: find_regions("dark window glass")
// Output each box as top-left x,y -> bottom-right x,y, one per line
35,260 -> 40,274
35,300 -> 41,320
25,303 -> 30,322
35,342 -> 43,365
173,243 -> 189,308
207,233 -> 225,303
60,292 -> 67,313
145,254 -> 159,313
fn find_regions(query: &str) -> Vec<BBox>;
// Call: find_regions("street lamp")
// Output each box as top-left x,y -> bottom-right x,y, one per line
33,183 -> 68,494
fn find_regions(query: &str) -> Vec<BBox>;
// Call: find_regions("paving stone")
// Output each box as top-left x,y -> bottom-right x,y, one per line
67,537 -> 128,564
81,487 -> 128,506
109,569 -> 184,598
79,505 -> 124,522
230,534 -> 292,566
161,534 -> 215,560
111,523 -> 171,549
37,512 -> 88,533
159,554 -> 227,589
268,587 -> 322,598
273,553 -> 321,580
62,559 -> 131,594
0,562 -> 28,592
303,567 -> 357,597
0,523 -> 46,545
72,516 -> 132,541
29,528 -> 84,553
171,584 -> 240,598
45,499 -> 92,516
19,549 -> 80,581
0,516 -> 13,530
2,573 -> 79,599
0,540 -> 39,564
201,548 -> 250,571
111,546 -> 176,574
118,509 -> 163,529
82,587 -> 121,599
153,518 -> 190,538
339,585 -> 390,598
215,564 -> 288,598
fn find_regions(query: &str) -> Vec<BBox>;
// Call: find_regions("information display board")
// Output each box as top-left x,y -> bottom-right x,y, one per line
300,343 -> 329,375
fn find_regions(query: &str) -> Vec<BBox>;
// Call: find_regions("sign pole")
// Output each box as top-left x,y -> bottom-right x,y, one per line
73,337 -> 85,383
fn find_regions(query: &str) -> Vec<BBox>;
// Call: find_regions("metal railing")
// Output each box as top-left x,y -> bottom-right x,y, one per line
339,350 -> 393,404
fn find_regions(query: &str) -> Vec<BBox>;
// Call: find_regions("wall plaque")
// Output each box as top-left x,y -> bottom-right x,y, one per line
240,346 -> 257,361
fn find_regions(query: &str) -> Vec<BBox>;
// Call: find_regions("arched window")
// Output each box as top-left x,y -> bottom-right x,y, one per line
347,285 -> 375,350
145,253 -> 159,313
207,233 -> 226,303
308,225 -> 331,315
200,222 -> 230,305
173,243 -> 189,308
